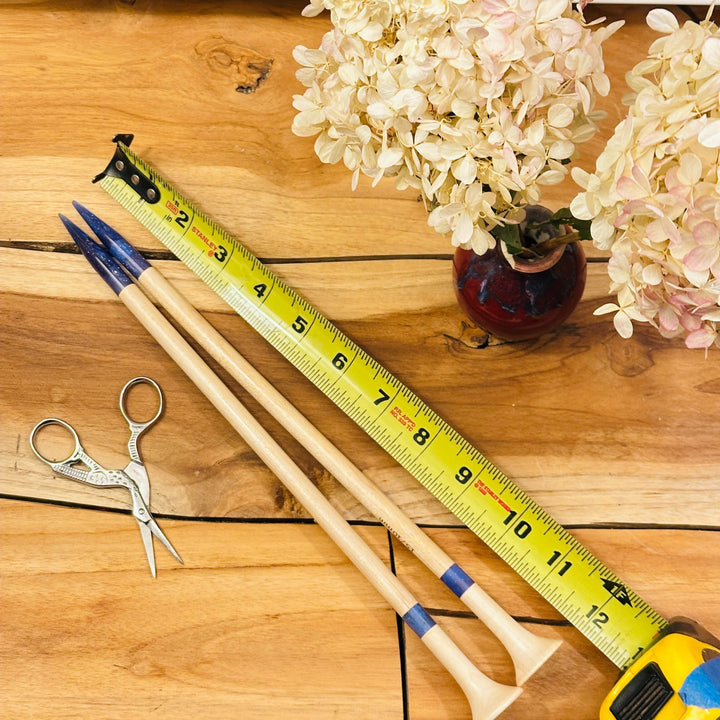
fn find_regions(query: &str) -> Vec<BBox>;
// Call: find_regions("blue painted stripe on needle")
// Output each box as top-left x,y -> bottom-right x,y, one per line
441,564 -> 474,598
402,604 -> 436,638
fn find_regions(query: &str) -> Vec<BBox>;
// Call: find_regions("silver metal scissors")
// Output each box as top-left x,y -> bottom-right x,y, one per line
29,377 -> 182,577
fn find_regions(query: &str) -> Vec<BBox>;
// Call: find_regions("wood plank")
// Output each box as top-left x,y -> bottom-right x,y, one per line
4,499 -> 719,720
0,0 -> 439,259
4,249 -> 720,526
0,499 -> 404,720
1,247 -> 462,321
0,1 -> 661,261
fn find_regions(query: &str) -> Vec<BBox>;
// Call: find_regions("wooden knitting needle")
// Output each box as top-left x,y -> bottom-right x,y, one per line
63,214 -> 523,720
74,200 -> 561,686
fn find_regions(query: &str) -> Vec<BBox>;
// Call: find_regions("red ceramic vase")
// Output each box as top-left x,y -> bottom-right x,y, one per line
452,241 -> 587,341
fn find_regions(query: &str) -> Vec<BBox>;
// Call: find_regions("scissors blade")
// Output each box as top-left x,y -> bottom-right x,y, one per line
139,523 -> 157,578
144,516 -> 183,565
123,460 -> 157,576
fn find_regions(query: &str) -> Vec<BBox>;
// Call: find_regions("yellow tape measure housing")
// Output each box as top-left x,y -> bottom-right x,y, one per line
600,619 -> 720,720
97,136 -> 666,670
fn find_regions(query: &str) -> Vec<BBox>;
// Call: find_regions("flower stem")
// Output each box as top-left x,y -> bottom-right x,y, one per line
520,230 -> 581,258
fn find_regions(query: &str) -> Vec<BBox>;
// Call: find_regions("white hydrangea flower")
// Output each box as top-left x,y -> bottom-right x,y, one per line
573,8 -> 720,349
291,0 -> 621,255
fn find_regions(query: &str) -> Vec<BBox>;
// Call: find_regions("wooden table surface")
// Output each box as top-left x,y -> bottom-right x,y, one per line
3,2 -> 720,718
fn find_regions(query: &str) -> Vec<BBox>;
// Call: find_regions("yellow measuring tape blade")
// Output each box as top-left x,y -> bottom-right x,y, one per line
97,137 -> 667,670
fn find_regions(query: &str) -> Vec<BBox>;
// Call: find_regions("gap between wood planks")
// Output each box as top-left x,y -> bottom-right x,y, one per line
0,239 -> 610,265
5,493 -> 718,533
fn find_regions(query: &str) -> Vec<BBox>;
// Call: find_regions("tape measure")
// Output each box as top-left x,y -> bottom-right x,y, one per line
95,134 -> 666,671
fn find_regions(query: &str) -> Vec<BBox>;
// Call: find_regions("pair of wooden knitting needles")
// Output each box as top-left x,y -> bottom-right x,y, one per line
61,202 -> 561,720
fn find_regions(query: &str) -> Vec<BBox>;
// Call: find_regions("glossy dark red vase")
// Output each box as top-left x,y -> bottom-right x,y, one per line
453,242 -> 587,341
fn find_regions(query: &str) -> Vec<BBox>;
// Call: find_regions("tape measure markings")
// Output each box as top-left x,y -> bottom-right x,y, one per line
98,139 -> 667,670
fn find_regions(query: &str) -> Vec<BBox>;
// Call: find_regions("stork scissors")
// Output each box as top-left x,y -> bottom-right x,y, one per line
30,376 -> 182,576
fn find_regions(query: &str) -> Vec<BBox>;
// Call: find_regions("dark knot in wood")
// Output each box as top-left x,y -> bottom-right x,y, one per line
195,36 -> 274,94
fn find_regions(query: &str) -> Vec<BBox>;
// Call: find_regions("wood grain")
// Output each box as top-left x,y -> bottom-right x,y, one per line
5,253 -> 720,526
2,3 -> 720,720
0,1 -> 658,260
4,499 -> 719,720
1,500 -> 404,720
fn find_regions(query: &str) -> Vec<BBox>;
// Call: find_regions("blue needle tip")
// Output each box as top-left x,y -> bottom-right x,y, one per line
72,201 -> 150,280
59,214 -> 133,296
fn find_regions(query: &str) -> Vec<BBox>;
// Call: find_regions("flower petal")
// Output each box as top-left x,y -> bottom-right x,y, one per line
594,302 -> 620,316
548,104 -> 574,128
536,0 -> 570,24
642,263 -> 664,285
702,37 -> 720,70
377,146 -> 404,169
613,310 -> 635,339
453,211 -> 475,247
658,304 -> 680,332
684,244 -> 720,272
698,119 -> 720,148
693,221 -> 719,246
646,8 -> 679,34
686,326 -> 716,349
678,153 -> 703,186
452,155 -> 478,184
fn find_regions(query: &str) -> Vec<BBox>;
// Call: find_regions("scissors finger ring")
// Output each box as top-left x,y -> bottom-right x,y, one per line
119,376 -> 164,427
29,418 -> 83,466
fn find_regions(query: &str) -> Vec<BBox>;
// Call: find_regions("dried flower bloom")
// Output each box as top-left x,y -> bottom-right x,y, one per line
572,8 -> 720,349
292,0 -> 621,255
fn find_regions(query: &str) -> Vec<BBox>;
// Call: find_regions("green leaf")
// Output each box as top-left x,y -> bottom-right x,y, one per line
548,208 -> 592,241
492,223 -> 522,253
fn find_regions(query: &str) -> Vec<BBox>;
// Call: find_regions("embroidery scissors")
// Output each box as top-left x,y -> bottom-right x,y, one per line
29,376 -> 182,577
